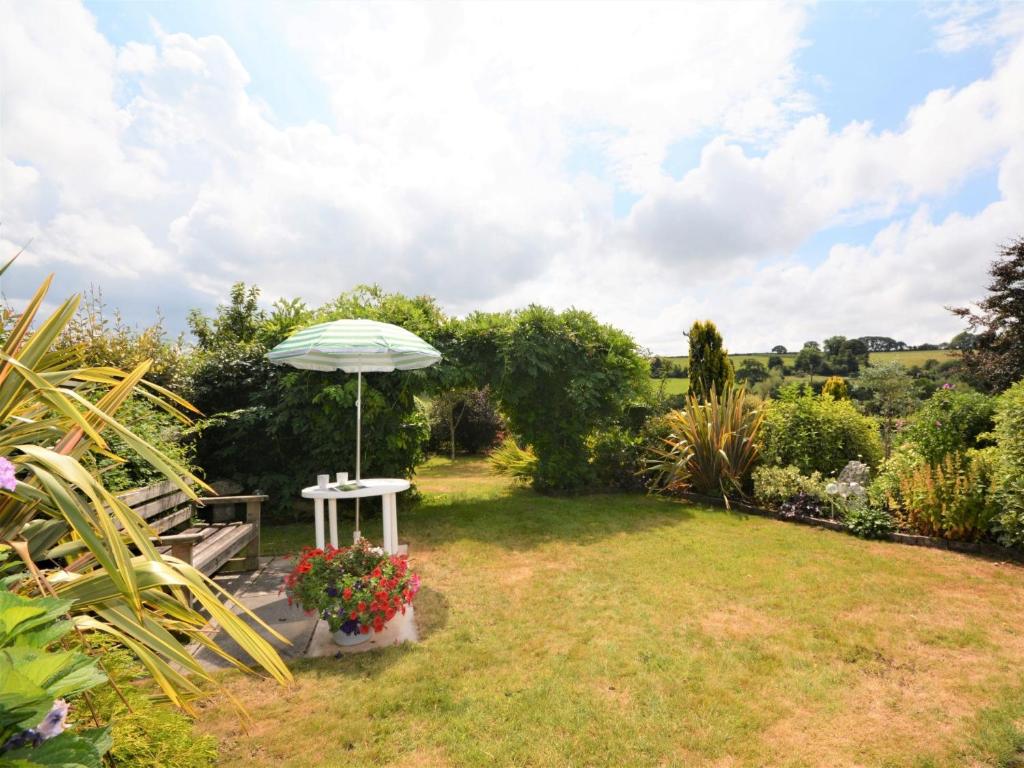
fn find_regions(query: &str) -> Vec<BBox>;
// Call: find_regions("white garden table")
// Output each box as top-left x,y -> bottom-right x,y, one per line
301,478 -> 410,554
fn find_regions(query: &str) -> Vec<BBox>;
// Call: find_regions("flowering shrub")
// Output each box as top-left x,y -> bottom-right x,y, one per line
284,540 -> 420,635
897,451 -> 997,541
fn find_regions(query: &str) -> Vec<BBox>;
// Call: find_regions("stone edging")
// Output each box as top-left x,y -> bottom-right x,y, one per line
675,492 -> 1024,564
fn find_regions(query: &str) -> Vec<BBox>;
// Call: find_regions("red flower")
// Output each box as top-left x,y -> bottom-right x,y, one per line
360,624 -> 370,634
342,587 -> 353,600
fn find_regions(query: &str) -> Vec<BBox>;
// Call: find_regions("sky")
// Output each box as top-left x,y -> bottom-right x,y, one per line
2,1 -> 1024,354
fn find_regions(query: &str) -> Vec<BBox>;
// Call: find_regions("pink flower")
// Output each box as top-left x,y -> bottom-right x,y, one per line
0,457 -> 16,492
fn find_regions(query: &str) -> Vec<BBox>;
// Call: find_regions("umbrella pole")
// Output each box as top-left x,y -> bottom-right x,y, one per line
354,370 -> 362,544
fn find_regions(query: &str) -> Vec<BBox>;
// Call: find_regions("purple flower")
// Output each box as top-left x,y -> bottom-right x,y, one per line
0,458 -> 15,492
942,382 -> 955,390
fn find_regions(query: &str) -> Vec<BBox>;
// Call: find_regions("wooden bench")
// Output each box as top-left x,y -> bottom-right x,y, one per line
117,481 -> 266,576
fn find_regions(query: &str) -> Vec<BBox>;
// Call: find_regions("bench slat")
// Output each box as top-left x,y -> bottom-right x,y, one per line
193,524 -> 256,576
117,480 -> 179,507
150,506 -> 193,534
132,491 -> 191,521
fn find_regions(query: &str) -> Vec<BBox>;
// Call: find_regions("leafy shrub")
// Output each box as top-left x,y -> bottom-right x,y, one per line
822,376 -> 849,400
903,386 -> 995,464
752,464 -> 824,507
587,426 -> 645,491
646,386 -> 763,505
758,385 -> 883,475
992,379 -> 1024,548
898,451 -> 997,541
458,306 -> 650,493
85,396 -> 195,493
0,592 -> 110,768
868,444 -> 925,512
844,501 -> 896,539
188,284 -> 444,521
487,437 -> 538,482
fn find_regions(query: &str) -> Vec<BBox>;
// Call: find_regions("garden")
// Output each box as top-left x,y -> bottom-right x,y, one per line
1,238 -> 1023,767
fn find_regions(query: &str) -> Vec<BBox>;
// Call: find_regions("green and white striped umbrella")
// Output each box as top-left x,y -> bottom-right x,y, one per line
266,319 -> 441,372
267,319 -> 441,541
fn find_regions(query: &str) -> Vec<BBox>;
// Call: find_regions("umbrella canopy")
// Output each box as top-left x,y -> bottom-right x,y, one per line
267,319 -> 441,373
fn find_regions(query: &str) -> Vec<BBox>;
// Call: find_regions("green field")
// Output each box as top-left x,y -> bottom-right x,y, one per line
208,458 -> 1024,767
652,349 -> 958,394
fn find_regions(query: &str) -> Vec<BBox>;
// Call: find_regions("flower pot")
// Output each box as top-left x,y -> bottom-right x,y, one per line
333,627 -> 374,647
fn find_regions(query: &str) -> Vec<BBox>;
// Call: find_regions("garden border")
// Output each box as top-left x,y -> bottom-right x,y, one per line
675,492 -> 1024,564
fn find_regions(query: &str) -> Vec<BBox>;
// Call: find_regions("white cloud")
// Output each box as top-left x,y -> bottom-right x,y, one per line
1,0 -> 1022,355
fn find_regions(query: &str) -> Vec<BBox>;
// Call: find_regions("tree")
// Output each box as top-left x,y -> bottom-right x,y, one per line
771,345 -> 788,355
856,336 -> 907,352
767,353 -> 785,371
822,335 -> 868,375
735,358 -> 768,385
687,320 -> 734,401
951,238 -> 1024,392
458,306 -> 649,493
859,362 -> 917,457
794,343 -> 824,376
948,330 -> 976,350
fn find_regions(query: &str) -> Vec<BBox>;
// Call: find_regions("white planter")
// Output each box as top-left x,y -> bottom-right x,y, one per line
333,627 -> 375,646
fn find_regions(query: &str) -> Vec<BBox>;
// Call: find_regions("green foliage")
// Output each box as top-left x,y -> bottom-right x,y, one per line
898,451 -> 998,541
903,386 -> 995,464
821,336 -> 869,375
759,385 -> 883,476
867,444 -> 925,512
951,237 -> 1024,392
459,306 -> 649,493
821,376 -> 849,400
734,358 -> 768,385
844,501 -> 895,540
187,284 -> 445,520
687,320 -> 734,402
794,342 -> 824,375
992,379 -> 1024,548
858,362 -> 917,457
84,396 -> 195,493
586,426 -> 645,491
0,269 -> 290,714
751,464 -> 825,507
646,386 -> 764,505
0,592 -> 110,768
487,437 -> 538,483
56,287 -> 186,390
89,643 -> 217,768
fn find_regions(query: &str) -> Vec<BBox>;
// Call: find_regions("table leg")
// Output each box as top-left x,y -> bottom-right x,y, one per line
328,498 -> 339,548
314,497 -> 325,550
382,494 -> 399,555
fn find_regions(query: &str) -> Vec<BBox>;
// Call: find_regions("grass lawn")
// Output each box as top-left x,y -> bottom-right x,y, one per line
200,458 -> 1024,767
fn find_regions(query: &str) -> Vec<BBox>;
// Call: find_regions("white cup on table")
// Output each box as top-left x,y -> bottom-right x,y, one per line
317,474 -> 330,489
336,472 -> 348,485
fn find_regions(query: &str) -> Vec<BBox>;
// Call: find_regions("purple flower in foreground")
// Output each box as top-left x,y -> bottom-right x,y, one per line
0,458 -> 16,492
942,382 -> 955,390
